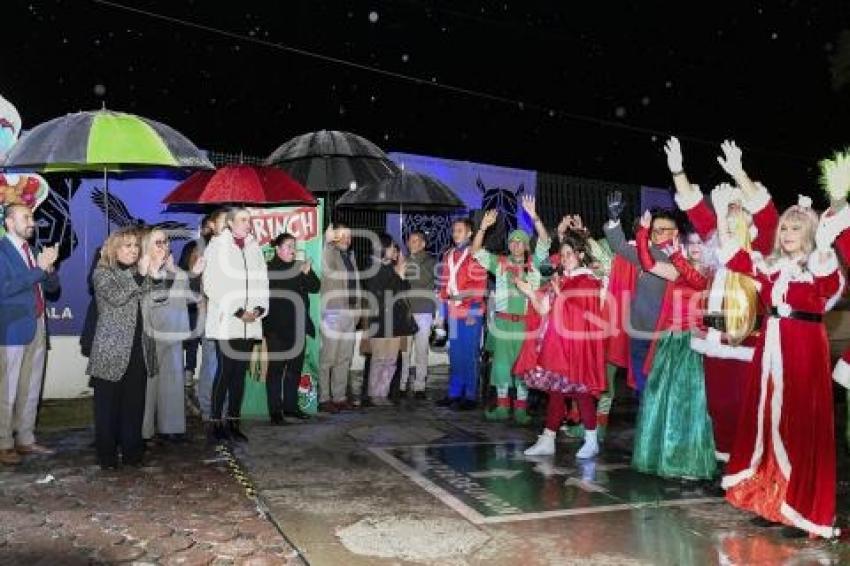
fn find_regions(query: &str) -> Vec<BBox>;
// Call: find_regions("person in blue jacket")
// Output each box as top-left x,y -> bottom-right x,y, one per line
0,203 -> 60,465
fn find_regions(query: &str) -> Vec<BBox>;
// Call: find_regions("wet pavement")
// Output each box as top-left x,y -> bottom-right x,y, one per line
5,373 -> 850,565
0,410 -> 304,565
232,370 -> 850,566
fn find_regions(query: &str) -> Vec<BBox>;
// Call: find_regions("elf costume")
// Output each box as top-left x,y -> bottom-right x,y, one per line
474,230 -> 549,424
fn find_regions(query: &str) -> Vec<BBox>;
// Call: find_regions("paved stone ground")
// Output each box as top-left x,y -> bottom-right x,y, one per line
0,414 -> 305,565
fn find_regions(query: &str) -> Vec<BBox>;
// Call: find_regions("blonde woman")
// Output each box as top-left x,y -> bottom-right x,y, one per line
665,137 -> 778,461
140,228 -> 203,443
87,227 -> 160,469
717,196 -> 843,539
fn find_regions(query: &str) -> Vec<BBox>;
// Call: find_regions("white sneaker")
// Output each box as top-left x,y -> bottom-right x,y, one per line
524,430 -> 556,456
576,429 -> 599,459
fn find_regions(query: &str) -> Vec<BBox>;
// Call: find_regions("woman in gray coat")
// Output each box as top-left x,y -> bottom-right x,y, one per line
141,228 -> 203,442
88,227 -> 161,469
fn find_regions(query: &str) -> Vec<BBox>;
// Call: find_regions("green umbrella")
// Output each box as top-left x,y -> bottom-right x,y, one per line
2,108 -> 213,231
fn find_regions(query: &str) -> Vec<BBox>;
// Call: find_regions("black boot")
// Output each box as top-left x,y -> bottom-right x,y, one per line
213,421 -> 230,442
228,420 -> 248,443
269,412 -> 286,426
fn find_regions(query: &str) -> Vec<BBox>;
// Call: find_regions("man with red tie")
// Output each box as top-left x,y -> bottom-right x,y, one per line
0,204 -> 59,464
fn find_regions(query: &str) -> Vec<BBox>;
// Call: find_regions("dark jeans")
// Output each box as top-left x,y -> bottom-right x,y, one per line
629,337 -> 652,395
183,306 -> 200,372
266,334 -> 306,417
93,363 -> 147,467
212,339 -> 255,421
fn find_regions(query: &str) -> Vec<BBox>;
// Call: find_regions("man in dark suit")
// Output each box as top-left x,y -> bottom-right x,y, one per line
0,204 -> 59,465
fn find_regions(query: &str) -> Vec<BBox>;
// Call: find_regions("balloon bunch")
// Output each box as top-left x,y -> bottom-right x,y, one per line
0,173 -> 49,235
0,173 -> 49,210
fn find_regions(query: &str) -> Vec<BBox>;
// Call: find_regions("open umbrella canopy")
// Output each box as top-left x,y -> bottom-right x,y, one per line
2,109 -> 213,172
163,164 -> 316,206
335,169 -> 464,212
265,129 -> 399,192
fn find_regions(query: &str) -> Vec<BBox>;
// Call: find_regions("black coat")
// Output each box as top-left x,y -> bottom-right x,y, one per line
364,262 -> 417,338
263,256 -> 320,349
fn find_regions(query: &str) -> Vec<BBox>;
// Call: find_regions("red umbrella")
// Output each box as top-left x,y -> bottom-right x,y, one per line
163,164 -> 316,205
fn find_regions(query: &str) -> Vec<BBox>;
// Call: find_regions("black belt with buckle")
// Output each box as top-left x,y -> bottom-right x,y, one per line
703,314 -> 764,332
769,307 -> 822,323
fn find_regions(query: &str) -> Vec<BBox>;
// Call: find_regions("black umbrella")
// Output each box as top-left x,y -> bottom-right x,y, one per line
265,130 -> 400,192
336,168 -> 465,234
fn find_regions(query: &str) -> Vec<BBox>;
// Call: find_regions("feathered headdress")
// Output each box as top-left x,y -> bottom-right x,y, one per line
819,149 -> 850,202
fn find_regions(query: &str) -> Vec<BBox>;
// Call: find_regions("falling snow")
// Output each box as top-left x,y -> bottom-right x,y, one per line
369,11 -> 379,23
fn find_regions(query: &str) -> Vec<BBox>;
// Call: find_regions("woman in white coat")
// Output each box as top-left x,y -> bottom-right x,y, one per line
202,207 -> 269,442
141,228 -> 203,442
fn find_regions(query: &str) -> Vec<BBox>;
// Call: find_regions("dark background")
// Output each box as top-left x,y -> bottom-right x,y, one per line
6,0 -> 850,209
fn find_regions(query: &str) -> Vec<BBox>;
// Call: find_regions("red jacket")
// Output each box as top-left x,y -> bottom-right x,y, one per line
438,246 -> 488,319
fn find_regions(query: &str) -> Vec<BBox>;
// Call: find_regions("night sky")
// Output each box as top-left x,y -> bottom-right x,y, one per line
7,0 -> 850,208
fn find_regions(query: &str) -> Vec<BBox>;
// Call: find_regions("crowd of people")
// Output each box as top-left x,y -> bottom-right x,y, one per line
1,137 -> 849,540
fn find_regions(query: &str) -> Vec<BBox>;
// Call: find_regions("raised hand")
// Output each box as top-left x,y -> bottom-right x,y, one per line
639,210 -> 652,230
325,223 -> 338,243
480,209 -> 499,231
394,254 -> 407,277
710,183 -> 734,215
664,136 -> 683,174
717,140 -> 744,178
36,245 -> 58,270
191,256 -> 206,276
521,195 -> 538,220
515,277 -> 533,296
571,214 -> 586,233
137,254 -> 151,276
301,258 -> 313,274
557,215 -> 571,236
607,191 -> 626,222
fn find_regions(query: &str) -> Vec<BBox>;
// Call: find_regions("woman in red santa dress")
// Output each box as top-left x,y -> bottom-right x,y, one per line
514,233 -> 607,460
664,137 -> 779,462
717,195 -> 844,539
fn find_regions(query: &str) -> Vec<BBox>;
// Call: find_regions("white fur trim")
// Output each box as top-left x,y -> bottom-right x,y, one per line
742,182 -> 771,214
673,186 -> 703,211
816,204 -> 850,249
690,334 -> 755,361
833,359 -> 850,389
721,467 -> 754,489
807,249 -> 839,277
798,195 -> 813,209
715,451 -> 730,463
780,502 -> 839,539
716,241 -> 742,266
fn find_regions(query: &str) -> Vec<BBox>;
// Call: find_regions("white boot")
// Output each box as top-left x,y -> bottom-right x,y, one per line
576,429 -> 599,459
524,429 -> 556,456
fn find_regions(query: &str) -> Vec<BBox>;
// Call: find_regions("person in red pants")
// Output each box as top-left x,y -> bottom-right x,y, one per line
514,233 -> 607,459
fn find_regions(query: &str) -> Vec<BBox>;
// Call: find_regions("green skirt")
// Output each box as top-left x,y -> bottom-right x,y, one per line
632,332 -> 717,480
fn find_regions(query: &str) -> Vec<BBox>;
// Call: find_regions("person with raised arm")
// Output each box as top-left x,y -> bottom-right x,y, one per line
629,211 -> 716,480
717,193 -> 843,539
515,232 -> 607,459
664,137 -> 778,462
434,218 -> 488,410
471,195 -> 550,424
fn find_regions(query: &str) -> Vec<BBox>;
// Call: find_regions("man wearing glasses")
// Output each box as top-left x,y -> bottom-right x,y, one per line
604,192 -> 679,394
